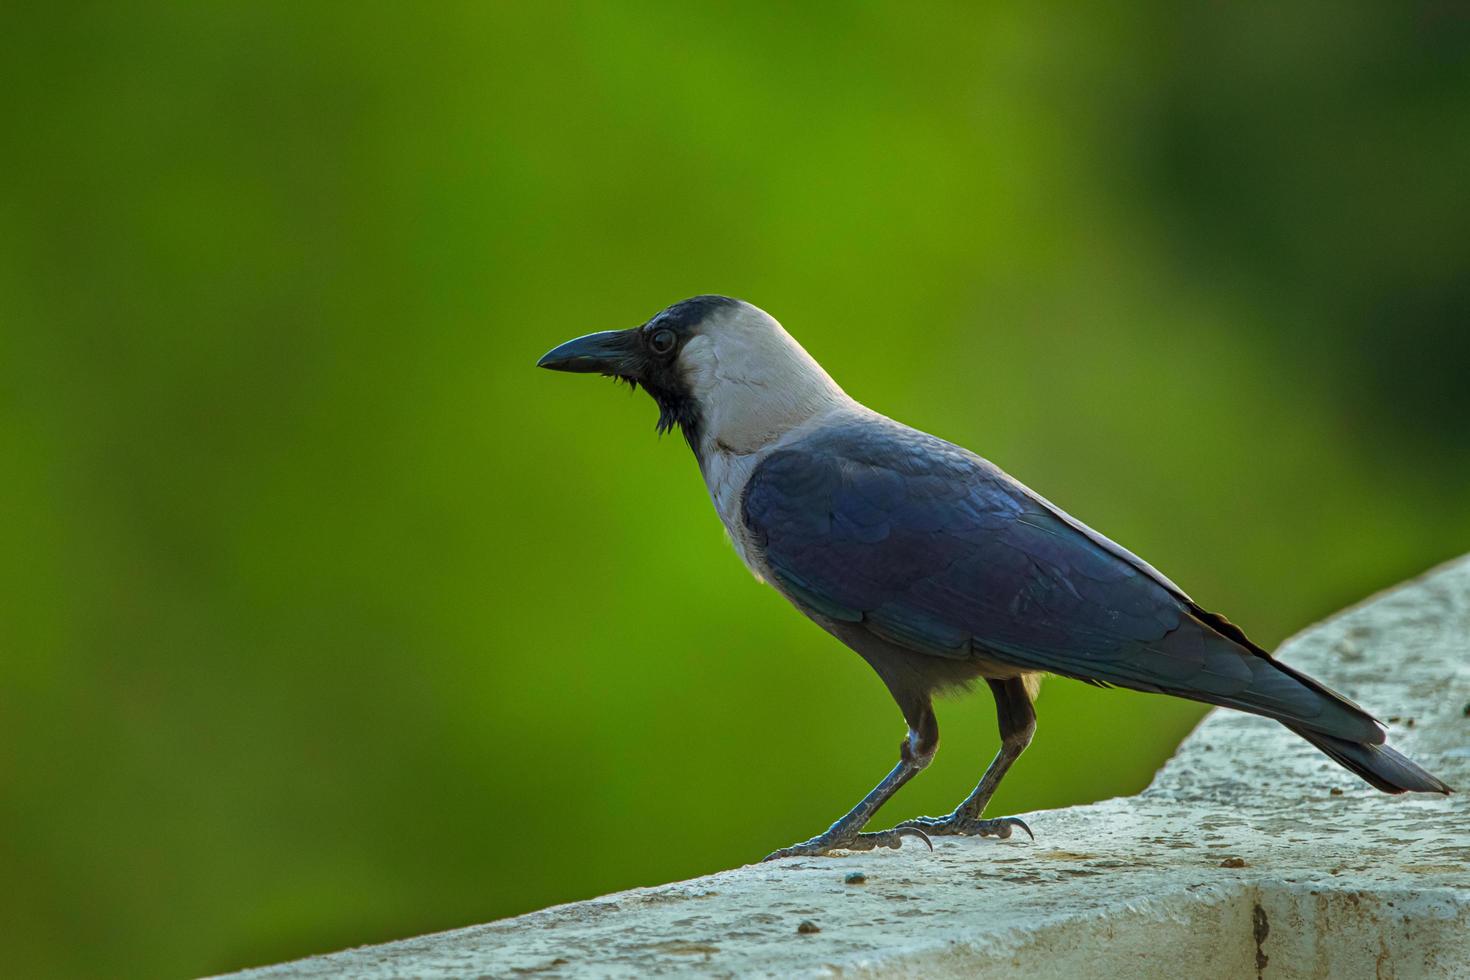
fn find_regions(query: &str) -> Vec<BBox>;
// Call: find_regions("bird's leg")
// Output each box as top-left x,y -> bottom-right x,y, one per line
763,711 -> 938,861
899,677 -> 1037,840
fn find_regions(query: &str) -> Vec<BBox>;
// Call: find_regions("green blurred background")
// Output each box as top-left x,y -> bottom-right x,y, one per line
3,2 -> 1467,976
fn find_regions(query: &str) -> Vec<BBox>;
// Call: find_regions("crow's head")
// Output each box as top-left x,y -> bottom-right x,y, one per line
537,295 -> 846,456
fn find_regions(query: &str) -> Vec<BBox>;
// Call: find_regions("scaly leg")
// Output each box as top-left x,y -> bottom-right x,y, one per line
899,677 -> 1036,840
764,711 -> 938,861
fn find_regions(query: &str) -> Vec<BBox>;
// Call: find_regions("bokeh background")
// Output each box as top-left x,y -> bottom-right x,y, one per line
3,2 -> 1468,976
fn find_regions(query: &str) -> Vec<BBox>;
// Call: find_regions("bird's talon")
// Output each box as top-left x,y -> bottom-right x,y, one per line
896,826 -> 933,850
897,813 -> 1034,841
764,824 -> 934,860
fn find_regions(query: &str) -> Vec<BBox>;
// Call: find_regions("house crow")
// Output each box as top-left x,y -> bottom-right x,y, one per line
537,295 -> 1450,860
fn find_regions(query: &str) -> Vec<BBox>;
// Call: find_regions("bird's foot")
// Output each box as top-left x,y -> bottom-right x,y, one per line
763,825 -> 932,862
897,813 -> 1034,841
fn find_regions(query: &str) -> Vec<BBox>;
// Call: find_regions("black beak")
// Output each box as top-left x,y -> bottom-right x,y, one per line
536,329 -> 638,375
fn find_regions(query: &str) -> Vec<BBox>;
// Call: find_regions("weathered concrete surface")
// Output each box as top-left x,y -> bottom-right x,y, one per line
223,557 -> 1470,979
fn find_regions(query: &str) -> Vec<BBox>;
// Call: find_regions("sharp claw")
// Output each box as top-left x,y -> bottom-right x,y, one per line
896,826 -> 933,850
979,817 -> 1034,841
891,813 -> 1035,841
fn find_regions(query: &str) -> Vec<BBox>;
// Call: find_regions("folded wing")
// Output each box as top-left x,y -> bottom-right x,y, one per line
742,414 -> 1384,744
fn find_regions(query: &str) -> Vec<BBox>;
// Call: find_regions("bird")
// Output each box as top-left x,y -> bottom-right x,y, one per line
536,295 -> 1450,860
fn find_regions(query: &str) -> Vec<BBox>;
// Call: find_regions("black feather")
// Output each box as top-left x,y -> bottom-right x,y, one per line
742,411 -> 1406,756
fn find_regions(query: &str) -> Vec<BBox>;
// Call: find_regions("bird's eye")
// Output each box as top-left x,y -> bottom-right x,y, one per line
649,328 -> 677,355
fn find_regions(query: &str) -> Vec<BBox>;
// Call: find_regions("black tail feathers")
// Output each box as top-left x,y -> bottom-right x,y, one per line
1289,724 -> 1451,795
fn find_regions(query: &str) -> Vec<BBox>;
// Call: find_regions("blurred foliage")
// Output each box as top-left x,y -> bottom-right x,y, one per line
1,2 -> 1467,976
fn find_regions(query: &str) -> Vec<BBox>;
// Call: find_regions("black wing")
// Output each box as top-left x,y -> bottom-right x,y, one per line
742,414 -> 1382,743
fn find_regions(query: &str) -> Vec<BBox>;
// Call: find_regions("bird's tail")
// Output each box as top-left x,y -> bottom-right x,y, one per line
1287,724 -> 1451,794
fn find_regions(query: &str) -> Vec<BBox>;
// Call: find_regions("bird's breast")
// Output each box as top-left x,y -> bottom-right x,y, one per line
696,403 -> 863,586
700,445 -> 769,582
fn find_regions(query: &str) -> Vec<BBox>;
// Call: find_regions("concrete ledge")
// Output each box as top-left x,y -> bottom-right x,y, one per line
225,557 -> 1470,979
